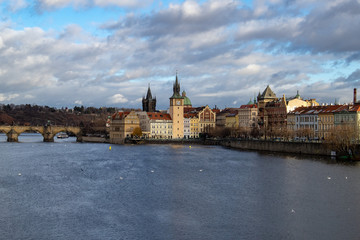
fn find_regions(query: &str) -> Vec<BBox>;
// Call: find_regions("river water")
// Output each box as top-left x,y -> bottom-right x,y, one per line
0,133 -> 360,240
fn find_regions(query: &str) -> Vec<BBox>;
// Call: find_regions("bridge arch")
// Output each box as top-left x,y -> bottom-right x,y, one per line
0,126 -> 82,142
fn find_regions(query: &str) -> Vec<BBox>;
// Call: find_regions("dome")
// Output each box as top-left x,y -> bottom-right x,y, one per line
182,91 -> 192,106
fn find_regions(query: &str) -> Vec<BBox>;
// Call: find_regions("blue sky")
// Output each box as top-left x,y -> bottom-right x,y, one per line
0,0 -> 359,109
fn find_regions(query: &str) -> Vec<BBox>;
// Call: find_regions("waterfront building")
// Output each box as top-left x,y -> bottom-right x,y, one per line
288,104 -> 351,139
198,105 -> 216,133
169,74 -> 184,139
334,104 -> 360,128
257,85 -> 279,129
216,108 -> 239,128
257,86 -> 319,131
142,85 -> 156,112
189,115 -> 199,138
318,105 -> 345,139
110,111 -> 140,143
136,111 -> 151,138
184,116 -> 191,139
184,106 -> 216,136
238,104 -> 258,130
290,106 -> 320,138
225,113 -> 239,129
148,112 -> 173,139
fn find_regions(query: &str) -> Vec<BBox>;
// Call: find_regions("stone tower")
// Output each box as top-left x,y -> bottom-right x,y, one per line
142,84 -> 156,112
169,74 -> 184,139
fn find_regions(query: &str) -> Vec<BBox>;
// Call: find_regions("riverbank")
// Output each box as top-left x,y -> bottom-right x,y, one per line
123,138 -> 360,160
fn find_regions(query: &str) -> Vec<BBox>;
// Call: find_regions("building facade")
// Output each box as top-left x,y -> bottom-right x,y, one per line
198,105 -> 216,133
148,112 -> 173,139
238,104 -> 258,130
110,111 -> 140,143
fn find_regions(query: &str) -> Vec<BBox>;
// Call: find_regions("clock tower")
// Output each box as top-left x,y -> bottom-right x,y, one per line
169,74 -> 184,139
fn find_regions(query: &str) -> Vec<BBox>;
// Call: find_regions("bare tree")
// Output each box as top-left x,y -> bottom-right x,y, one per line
325,124 -> 359,159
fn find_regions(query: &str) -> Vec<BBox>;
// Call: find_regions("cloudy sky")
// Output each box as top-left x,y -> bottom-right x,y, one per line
0,0 -> 359,109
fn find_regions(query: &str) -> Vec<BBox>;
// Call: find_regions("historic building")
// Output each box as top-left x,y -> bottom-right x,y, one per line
287,103 -> 360,140
142,85 -> 156,112
198,105 -> 216,133
238,104 -> 258,129
169,75 -> 184,139
109,111 -> 140,143
189,115 -> 199,138
215,108 -> 240,128
257,86 -> 319,131
225,113 -> 239,128
148,112 -> 173,139
136,111 -> 151,138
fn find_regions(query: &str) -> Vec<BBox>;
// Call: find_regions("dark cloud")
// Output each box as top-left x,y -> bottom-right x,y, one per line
346,52 -> 360,64
338,69 -> 360,83
291,0 -> 360,53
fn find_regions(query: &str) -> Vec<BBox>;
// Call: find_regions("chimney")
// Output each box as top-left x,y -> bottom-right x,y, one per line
354,88 -> 357,104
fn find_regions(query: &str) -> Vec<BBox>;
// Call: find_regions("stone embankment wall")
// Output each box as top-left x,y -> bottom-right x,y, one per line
123,138 -> 359,158
82,136 -> 109,143
219,140 -> 332,156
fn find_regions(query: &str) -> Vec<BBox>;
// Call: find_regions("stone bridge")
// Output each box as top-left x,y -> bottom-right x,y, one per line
0,125 -> 82,142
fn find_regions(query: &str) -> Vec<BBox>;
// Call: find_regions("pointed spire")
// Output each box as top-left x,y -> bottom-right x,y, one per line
146,83 -> 152,100
171,72 -> 182,99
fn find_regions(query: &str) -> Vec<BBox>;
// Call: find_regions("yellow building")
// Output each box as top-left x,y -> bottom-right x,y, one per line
318,106 -> 341,139
109,111 -> 140,144
169,75 -> 184,139
188,114 -> 199,138
225,113 -> 239,128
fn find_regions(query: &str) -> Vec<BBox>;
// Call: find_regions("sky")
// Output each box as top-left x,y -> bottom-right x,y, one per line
0,0 -> 359,110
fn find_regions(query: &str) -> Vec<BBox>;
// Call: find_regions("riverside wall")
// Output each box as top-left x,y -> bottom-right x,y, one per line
121,138 -> 360,158
219,140 -> 331,156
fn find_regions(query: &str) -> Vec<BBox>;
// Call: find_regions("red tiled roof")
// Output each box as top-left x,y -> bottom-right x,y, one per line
240,104 -> 257,109
289,104 -> 358,115
147,112 -> 172,120
184,113 -> 198,118
111,111 -> 130,120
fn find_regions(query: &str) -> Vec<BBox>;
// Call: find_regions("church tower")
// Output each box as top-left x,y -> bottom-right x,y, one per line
142,84 -> 156,112
169,74 -> 184,139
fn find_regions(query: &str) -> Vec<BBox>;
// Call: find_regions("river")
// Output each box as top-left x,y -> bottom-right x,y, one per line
0,133 -> 360,240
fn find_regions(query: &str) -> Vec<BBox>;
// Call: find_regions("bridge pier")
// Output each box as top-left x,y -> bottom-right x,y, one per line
76,135 -> 83,142
6,129 -> 19,142
43,126 -> 55,142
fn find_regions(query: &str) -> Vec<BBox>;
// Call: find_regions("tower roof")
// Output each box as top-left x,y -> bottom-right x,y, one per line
259,85 -> 277,100
146,84 -> 153,100
182,91 -> 192,106
170,74 -> 183,99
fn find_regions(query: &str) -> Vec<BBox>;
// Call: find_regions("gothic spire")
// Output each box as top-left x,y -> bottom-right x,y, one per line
146,83 -> 152,100
171,73 -> 182,99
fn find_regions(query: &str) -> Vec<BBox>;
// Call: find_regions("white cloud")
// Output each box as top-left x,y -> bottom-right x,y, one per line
35,0 -> 150,10
108,94 -> 128,104
0,93 -> 19,101
7,0 -> 28,11
75,100 -> 83,105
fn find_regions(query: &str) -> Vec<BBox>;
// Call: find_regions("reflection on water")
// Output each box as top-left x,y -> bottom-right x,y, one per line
0,138 -> 360,240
